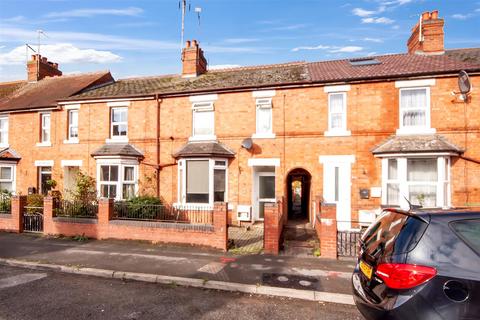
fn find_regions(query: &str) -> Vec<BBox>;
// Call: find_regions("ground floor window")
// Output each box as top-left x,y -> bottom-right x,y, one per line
382,156 -> 450,208
178,158 -> 227,205
0,164 -> 15,193
96,160 -> 138,200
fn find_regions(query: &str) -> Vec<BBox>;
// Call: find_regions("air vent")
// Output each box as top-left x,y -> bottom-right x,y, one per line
349,58 -> 381,66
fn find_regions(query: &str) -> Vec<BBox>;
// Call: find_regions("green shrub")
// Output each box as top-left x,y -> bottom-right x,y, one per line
27,194 -> 44,207
126,196 -> 162,206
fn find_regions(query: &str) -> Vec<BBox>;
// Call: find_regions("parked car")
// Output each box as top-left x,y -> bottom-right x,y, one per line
352,208 -> 480,320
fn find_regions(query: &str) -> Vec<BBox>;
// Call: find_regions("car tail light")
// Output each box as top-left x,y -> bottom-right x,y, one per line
376,263 -> 437,290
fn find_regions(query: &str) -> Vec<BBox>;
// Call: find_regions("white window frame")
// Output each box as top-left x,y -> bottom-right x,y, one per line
325,92 -> 351,137
177,158 -> 228,207
37,112 -> 51,147
381,155 -> 451,209
252,98 -> 275,139
396,87 -> 435,135
0,163 -> 15,193
67,109 -> 79,142
38,165 -> 52,195
190,102 -> 216,141
0,116 -> 9,148
110,107 -> 128,141
95,158 -> 139,200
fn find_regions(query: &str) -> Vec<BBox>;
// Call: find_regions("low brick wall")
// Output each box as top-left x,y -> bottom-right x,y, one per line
42,198 -> 228,251
0,196 -> 24,233
264,198 -> 286,255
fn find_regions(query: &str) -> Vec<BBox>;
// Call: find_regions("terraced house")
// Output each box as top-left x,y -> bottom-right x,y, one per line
0,11 -> 479,242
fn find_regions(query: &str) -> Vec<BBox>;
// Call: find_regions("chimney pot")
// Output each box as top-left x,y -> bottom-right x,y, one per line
408,10 -> 444,55
181,39 -> 207,77
185,40 -> 191,48
192,40 -> 198,47
41,57 -> 48,63
431,10 -> 439,19
27,54 -> 62,81
422,11 -> 430,20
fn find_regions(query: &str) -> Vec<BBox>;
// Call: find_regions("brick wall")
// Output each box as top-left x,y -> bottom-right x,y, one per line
264,199 -> 286,255
41,197 -> 228,251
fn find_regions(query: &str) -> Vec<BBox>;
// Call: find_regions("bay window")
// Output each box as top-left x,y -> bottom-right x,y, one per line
382,156 -> 450,208
97,161 -> 138,200
0,165 -> 15,192
178,158 -> 227,206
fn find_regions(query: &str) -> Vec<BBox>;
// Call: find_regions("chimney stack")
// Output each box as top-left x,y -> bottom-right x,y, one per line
181,39 -> 207,77
407,10 -> 444,55
27,54 -> 62,82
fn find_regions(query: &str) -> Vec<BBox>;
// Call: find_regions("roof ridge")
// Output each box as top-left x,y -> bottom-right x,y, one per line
118,73 -> 180,81
209,61 -> 306,72
48,70 -> 110,79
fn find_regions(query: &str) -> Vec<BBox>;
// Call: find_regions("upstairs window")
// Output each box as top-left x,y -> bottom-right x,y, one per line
328,92 -> 347,132
40,113 -> 51,143
399,88 -> 429,130
0,116 -> 8,146
68,109 -> 79,140
256,98 -> 273,135
111,107 -> 128,139
192,102 -> 214,139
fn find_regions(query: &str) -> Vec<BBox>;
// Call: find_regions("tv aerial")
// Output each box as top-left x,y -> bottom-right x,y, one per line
179,1 -> 203,52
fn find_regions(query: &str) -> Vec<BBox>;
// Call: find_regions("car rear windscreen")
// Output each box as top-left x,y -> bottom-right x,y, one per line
361,211 -> 429,257
450,219 -> 480,256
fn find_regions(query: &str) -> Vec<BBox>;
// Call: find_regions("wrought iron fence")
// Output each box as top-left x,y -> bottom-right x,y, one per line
0,193 -> 11,214
337,221 -> 371,257
113,202 -> 213,225
23,206 -> 44,232
54,200 -> 98,219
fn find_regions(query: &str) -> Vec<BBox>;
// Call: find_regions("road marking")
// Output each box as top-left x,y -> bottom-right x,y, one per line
0,273 -> 47,289
65,249 -> 187,262
197,262 -> 225,274
291,267 -> 351,279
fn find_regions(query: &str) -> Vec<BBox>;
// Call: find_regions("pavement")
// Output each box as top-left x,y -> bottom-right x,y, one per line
0,232 -> 356,304
0,264 -> 362,320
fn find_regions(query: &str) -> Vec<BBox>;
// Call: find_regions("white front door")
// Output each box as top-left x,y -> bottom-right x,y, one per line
320,156 -> 355,230
252,171 -> 275,221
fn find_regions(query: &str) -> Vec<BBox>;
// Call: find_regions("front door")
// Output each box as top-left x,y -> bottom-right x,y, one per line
253,171 -> 275,221
321,156 -> 353,230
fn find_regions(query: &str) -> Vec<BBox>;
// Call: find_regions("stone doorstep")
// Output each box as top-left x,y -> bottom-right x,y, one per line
0,258 -> 354,305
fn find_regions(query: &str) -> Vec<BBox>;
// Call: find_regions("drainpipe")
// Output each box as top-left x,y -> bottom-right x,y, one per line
156,94 -> 161,198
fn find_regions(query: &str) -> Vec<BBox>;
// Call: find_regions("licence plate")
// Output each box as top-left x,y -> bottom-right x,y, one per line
359,260 -> 373,280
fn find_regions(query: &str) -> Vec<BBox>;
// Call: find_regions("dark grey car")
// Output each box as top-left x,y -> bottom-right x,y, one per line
352,209 -> 480,320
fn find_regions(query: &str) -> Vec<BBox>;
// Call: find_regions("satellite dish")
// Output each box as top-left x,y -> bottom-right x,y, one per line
458,70 -> 471,95
241,138 -> 253,150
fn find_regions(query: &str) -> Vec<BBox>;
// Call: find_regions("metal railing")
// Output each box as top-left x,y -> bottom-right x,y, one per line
55,200 -> 98,219
113,202 -> 213,225
337,221 -> 371,257
23,206 -> 44,232
0,193 -> 11,214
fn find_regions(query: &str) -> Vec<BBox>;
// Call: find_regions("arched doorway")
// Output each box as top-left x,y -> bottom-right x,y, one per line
286,168 -> 311,221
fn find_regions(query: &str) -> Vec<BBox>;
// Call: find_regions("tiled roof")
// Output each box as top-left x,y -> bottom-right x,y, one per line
0,81 -> 26,100
307,52 -> 480,83
66,62 -> 309,100
91,143 -> 144,158
0,71 -> 113,112
446,48 -> 480,65
65,50 -> 480,101
173,142 -> 236,158
371,134 -> 464,155
0,148 -> 21,161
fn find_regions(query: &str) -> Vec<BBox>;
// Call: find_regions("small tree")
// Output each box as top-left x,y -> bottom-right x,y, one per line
72,171 -> 97,204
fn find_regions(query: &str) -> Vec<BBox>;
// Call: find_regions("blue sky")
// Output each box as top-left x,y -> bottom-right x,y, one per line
1,0 -> 479,81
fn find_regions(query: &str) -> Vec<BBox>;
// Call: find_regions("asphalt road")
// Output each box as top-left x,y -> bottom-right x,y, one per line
0,265 -> 363,320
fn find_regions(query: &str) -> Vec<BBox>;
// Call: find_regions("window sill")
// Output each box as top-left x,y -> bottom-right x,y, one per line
396,128 -> 436,135
0,143 -> 9,149
324,130 -> 351,137
63,139 -> 79,144
36,142 -> 52,147
252,133 -> 276,139
188,135 -> 217,142
173,202 -> 214,210
106,137 -> 129,144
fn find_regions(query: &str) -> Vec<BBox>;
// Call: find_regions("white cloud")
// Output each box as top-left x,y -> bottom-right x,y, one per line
352,8 -> 376,17
291,45 -> 331,52
362,37 -> 383,43
0,43 -> 122,65
451,14 -> 471,20
291,45 -> 363,53
45,7 -> 143,18
208,64 -> 241,70
267,24 -> 307,31
224,38 -> 260,44
2,16 -> 27,23
362,17 -> 395,24
330,46 -> 363,53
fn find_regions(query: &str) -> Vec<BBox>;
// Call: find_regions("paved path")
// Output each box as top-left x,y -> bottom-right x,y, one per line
0,233 -> 355,295
0,265 -> 363,320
